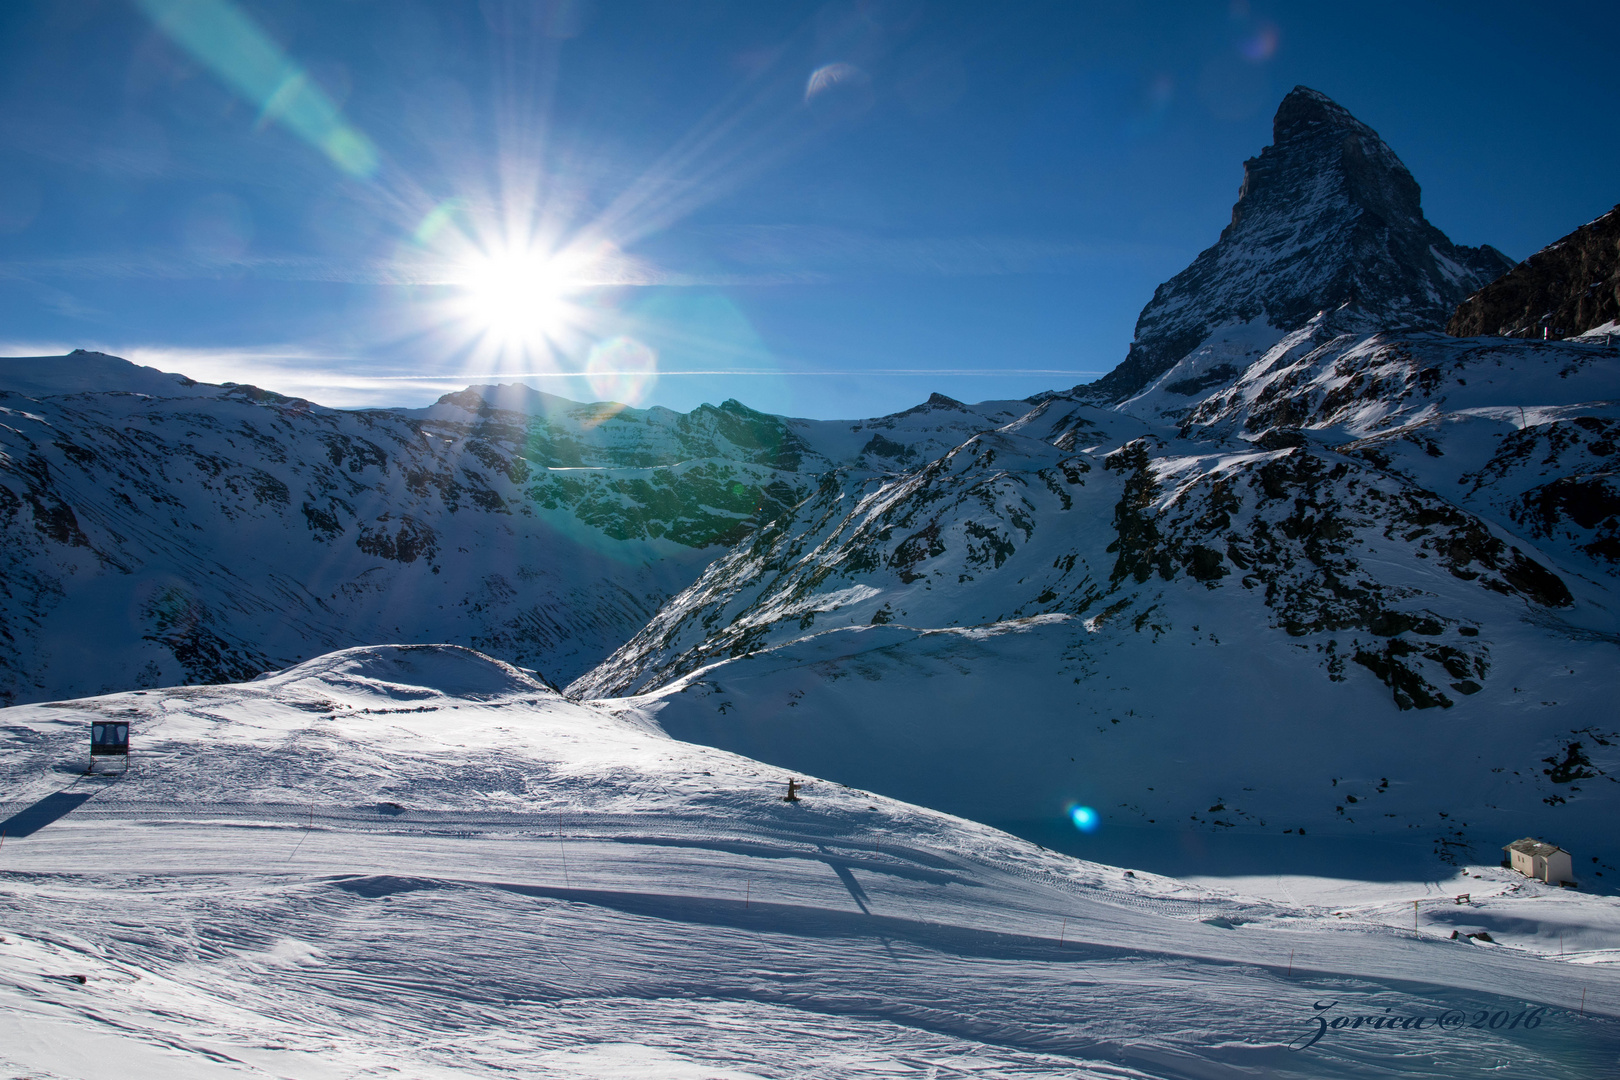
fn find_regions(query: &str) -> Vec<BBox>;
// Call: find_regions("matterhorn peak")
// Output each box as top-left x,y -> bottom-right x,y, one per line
1271,84 -> 1364,142
1088,86 -> 1512,407
1231,85 -> 1423,235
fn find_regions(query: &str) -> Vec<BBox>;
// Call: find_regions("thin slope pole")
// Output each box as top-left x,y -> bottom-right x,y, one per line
558,816 -> 570,889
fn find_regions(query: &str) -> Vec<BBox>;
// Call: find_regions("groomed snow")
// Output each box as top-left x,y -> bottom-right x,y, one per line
2,646 -> 1617,1078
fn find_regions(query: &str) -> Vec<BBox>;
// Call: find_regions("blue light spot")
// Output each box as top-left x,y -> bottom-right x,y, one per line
1069,805 -> 1100,833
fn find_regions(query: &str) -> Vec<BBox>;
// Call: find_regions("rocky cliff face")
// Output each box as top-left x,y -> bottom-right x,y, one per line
1088,86 -> 1512,409
1448,204 -> 1620,340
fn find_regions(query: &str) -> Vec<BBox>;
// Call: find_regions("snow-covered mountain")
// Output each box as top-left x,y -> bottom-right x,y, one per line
0,352 -> 1025,705
1087,86 -> 1512,417
569,91 -> 1620,871
2,644 -> 1615,1078
576,332 -> 1620,864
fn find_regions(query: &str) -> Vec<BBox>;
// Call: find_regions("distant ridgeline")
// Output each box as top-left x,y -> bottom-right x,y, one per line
2,87 -> 1617,869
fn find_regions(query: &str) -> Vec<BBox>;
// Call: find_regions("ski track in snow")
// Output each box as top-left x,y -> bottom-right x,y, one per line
1,647 -> 1617,1079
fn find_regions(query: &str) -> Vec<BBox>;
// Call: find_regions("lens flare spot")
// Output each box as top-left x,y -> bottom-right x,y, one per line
415,198 -> 467,246
133,0 -> 378,178
1239,22 -> 1279,62
321,127 -> 379,178
1068,805 -> 1100,834
585,336 -> 658,408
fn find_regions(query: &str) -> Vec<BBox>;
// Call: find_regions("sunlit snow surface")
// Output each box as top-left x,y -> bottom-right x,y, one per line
2,646 -> 1617,1078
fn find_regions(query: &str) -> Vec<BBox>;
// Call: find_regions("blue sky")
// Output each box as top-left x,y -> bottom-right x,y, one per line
0,0 -> 1614,418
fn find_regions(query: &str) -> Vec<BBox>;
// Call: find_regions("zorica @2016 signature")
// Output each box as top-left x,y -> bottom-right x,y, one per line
1290,999 -> 1546,1051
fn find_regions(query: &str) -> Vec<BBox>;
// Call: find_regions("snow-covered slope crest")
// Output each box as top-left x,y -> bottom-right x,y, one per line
2,645 -> 1617,1078
0,349 -> 221,399
633,610 -> 1619,862
1088,86 -> 1511,408
253,643 -> 558,699
0,353 -> 1021,706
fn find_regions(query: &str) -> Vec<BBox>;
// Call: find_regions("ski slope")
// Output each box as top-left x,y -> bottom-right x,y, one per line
1,646 -> 1616,1078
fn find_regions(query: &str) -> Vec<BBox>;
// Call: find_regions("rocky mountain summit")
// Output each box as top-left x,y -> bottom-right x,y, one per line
1088,86 -> 1511,413
1449,203 -> 1620,340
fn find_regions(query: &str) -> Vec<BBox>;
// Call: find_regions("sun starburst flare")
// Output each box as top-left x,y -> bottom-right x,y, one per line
455,248 -> 580,348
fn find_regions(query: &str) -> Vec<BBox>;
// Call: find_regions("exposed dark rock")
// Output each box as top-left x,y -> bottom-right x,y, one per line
1448,205 -> 1620,339
1518,473 -> 1620,562
356,515 -> 439,565
1183,545 -> 1228,582
1104,441 -> 1173,585
1254,428 -> 1307,451
861,434 -> 915,461
1543,742 -> 1597,785
301,501 -> 346,541
1352,639 -> 1453,711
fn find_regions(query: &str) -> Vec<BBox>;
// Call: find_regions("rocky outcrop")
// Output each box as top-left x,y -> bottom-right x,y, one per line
1448,204 -> 1620,339
1089,86 -> 1511,405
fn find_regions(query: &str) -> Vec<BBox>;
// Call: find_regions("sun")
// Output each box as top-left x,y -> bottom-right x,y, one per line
456,249 -> 579,348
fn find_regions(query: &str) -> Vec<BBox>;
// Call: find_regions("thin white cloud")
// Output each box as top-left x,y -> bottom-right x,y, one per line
0,338 -> 1104,409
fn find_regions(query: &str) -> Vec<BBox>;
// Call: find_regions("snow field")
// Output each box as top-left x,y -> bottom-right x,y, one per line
0,647 -> 1617,1078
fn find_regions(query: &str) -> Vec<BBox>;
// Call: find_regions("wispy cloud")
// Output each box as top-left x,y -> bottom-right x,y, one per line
0,341 -> 398,406
0,338 -> 1105,410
